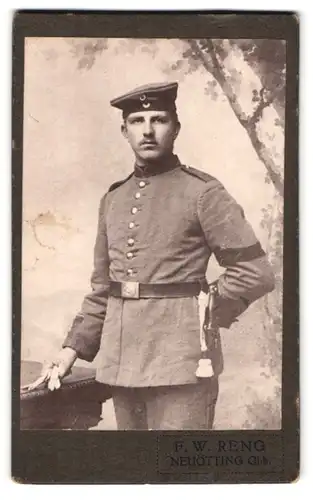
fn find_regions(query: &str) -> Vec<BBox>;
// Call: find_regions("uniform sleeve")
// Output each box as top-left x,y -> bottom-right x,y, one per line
62,194 -> 110,361
197,179 -> 275,328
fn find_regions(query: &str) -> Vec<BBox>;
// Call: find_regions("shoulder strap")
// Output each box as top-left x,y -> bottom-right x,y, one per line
180,165 -> 216,183
108,172 -> 134,192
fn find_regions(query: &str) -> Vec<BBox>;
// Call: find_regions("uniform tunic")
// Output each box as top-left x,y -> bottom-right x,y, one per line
63,155 -> 275,387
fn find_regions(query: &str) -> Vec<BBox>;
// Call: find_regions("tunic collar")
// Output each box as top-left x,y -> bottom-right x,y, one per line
134,154 -> 180,178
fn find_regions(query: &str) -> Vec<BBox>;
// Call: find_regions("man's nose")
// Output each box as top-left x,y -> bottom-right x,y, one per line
143,120 -> 153,136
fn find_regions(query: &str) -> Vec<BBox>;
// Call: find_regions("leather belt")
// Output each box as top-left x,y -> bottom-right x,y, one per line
109,281 -> 205,299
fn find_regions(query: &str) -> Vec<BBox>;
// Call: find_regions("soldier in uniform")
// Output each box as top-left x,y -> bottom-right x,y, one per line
43,82 -> 275,430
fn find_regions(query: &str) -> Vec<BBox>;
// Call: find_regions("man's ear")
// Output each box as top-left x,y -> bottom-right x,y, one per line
174,121 -> 181,139
121,122 -> 128,139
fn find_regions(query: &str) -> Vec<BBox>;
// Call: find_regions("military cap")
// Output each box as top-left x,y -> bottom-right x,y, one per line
110,82 -> 178,118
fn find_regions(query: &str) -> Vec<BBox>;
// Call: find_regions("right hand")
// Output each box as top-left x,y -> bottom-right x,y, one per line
27,348 -> 78,392
49,347 -> 78,378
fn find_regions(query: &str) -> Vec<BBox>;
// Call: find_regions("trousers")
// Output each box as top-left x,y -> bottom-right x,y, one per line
111,377 -> 219,430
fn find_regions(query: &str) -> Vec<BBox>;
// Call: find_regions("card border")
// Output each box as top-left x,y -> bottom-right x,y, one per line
12,10 -> 299,484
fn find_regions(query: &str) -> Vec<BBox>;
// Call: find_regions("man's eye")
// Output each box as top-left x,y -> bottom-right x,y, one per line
154,117 -> 167,124
128,117 -> 143,124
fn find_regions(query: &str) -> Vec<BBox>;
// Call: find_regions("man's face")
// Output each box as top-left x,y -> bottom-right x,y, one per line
122,110 -> 180,163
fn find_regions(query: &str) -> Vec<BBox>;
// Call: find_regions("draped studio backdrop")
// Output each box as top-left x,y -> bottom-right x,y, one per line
22,38 -> 285,430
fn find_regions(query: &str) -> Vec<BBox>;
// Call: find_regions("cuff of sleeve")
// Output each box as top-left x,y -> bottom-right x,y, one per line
62,314 -> 102,362
62,339 -> 97,363
208,280 -> 250,328
212,296 -> 249,328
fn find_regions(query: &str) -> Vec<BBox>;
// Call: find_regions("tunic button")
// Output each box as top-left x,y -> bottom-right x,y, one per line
135,192 -> 141,199
127,238 -> 135,246
128,222 -> 135,229
126,252 -> 134,259
126,269 -> 134,276
139,181 -> 146,188
131,207 -> 138,215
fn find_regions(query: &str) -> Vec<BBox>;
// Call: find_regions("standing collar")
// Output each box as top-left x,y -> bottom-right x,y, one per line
134,154 -> 181,178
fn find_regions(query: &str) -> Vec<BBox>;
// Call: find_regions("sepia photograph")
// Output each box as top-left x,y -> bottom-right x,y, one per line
19,35 -> 286,433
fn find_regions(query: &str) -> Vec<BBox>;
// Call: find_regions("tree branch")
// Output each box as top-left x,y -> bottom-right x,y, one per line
187,39 -> 250,127
186,39 -> 284,197
249,87 -> 274,127
247,128 -> 284,197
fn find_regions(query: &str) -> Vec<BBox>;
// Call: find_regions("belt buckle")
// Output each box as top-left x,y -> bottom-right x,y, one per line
121,281 -> 140,299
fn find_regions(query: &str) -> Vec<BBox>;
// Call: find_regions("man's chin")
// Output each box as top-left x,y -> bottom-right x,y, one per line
138,150 -> 164,162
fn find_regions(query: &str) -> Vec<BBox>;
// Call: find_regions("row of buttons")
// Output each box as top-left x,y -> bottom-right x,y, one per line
126,180 -> 147,276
